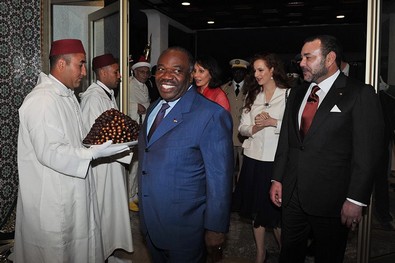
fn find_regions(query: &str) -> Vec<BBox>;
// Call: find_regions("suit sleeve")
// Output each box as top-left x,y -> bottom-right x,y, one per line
201,109 -> 233,232
272,88 -> 295,182
348,85 -> 384,204
238,108 -> 254,137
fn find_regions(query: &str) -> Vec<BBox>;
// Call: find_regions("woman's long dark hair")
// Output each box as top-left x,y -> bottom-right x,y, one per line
194,55 -> 223,88
243,52 -> 290,112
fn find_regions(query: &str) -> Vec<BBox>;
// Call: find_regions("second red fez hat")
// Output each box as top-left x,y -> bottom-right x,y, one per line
50,39 -> 86,57
92,54 -> 117,70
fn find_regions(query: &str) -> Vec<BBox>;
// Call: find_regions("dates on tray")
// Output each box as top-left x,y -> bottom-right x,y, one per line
83,108 -> 139,145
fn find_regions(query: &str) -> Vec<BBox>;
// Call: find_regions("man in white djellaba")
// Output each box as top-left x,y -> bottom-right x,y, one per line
128,56 -> 152,124
80,53 -> 133,263
14,39 -> 129,263
127,56 -> 152,212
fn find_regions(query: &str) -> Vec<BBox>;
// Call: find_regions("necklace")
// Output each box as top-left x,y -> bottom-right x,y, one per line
263,86 -> 276,109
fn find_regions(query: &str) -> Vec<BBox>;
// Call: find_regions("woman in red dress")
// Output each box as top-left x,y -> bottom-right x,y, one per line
193,56 -> 230,111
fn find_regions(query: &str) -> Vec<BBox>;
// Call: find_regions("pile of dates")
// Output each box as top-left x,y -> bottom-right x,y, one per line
83,108 -> 139,145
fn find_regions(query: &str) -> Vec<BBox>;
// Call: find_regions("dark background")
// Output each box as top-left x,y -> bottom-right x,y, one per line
114,0 -> 371,82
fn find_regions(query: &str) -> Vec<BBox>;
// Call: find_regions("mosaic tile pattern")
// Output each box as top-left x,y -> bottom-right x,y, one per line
0,0 -> 41,229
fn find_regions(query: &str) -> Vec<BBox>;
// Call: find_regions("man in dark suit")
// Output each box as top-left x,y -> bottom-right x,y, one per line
138,46 -> 234,263
269,35 -> 384,263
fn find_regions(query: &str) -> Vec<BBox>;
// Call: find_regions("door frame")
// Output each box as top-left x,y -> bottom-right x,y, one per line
88,0 -> 129,113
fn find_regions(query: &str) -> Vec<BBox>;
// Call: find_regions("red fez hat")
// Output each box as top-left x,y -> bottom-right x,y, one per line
50,39 -> 86,57
132,56 -> 151,70
92,53 -> 117,70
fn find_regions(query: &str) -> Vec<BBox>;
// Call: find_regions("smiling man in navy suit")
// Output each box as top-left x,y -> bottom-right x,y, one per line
137,46 -> 233,263
270,35 -> 384,263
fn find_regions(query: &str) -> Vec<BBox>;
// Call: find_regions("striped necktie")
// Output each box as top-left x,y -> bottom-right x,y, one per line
148,103 -> 170,140
300,85 -> 320,139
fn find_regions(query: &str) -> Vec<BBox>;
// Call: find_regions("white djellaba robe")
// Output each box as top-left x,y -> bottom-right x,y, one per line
14,73 -> 104,263
80,81 -> 133,259
127,76 -> 150,201
128,76 -> 150,124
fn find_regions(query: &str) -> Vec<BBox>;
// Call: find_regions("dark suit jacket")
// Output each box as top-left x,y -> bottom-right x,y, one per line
272,73 -> 384,217
138,86 -> 234,250
348,62 -> 365,83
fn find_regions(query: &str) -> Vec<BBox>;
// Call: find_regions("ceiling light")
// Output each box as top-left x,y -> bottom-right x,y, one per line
287,1 -> 305,7
336,15 -> 345,19
181,2 -> 190,6
207,21 -> 215,24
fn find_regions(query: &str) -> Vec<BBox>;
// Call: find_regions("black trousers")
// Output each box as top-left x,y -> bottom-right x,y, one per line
279,189 -> 349,263
145,232 -> 206,263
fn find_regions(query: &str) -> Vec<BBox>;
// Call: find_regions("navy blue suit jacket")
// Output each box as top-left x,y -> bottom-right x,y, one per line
138,86 -> 234,250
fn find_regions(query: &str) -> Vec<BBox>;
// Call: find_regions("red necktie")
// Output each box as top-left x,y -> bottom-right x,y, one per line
300,85 -> 320,139
148,103 -> 170,140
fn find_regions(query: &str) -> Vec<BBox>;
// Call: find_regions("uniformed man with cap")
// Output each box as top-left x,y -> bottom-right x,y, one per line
80,53 -> 133,262
15,39 -> 129,263
222,58 -> 249,188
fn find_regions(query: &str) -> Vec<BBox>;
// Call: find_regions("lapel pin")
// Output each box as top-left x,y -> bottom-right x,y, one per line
339,92 -> 343,96
173,119 -> 178,123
